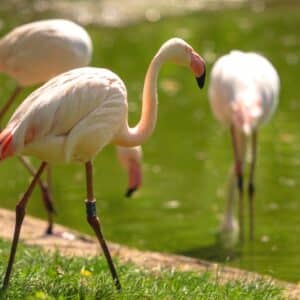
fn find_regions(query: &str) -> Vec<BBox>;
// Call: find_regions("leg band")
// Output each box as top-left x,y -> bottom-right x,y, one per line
85,200 -> 97,218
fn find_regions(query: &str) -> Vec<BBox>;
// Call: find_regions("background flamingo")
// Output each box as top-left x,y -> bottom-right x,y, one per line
0,37 -> 206,290
208,50 -> 280,242
116,146 -> 143,197
0,19 -> 92,120
0,19 -> 143,234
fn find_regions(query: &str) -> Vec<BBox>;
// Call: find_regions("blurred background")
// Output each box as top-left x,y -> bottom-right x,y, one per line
0,0 -> 299,282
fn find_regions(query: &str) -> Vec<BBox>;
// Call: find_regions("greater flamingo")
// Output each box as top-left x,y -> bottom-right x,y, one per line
0,19 -> 92,232
0,38 -> 206,290
0,19 -> 143,234
208,50 -> 279,242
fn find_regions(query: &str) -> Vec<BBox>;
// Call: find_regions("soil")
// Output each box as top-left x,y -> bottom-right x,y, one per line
0,208 -> 299,299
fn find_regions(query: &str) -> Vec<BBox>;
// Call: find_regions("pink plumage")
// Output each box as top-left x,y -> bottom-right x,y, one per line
209,50 -> 279,135
1,38 -> 206,290
209,50 -> 280,242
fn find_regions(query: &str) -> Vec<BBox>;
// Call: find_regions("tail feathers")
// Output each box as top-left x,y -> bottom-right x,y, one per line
0,129 -> 14,160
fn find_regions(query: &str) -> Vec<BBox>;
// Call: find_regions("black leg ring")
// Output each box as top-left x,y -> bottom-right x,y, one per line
85,200 -> 97,218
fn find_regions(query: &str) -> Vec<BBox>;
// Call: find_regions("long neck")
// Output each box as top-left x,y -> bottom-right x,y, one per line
114,53 -> 163,147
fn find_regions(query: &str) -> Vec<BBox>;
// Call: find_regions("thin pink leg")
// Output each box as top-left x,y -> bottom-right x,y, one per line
18,157 -> 55,234
2,162 -> 47,290
230,126 -> 244,242
0,86 -> 23,122
85,161 -> 121,290
248,131 -> 257,241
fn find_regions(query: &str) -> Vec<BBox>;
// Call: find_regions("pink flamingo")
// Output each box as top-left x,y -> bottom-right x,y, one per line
0,19 -> 143,234
0,37 -> 206,290
209,50 -> 279,242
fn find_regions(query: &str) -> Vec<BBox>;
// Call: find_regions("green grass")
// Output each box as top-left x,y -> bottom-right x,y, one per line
0,239 -> 283,300
0,2 -> 300,282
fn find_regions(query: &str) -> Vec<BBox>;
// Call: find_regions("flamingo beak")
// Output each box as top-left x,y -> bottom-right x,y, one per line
125,186 -> 138,198
125,160 -> 142,198
190,51 -> 206,89
196,67 -> 206,89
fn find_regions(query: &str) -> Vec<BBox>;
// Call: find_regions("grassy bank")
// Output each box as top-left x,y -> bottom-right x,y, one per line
0,239 -> 283,300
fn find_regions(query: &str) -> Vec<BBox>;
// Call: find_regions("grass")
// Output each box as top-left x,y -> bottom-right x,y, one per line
0,239 -> 283,300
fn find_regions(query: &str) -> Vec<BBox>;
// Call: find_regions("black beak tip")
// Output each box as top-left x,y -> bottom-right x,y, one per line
125,187 -> 137,198
196,69 -> 206,89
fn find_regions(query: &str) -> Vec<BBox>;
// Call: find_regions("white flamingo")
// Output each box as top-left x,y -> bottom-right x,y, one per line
209,50 -> 279,242
0,37 -> 206,290
0,19 -> 142,234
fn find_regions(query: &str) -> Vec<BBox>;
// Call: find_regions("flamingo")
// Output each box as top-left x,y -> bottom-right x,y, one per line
0,37 -> 206,290
0,19 -> 143,234
0,19 -> 92,232
0,19 -> 92,119
208,50 -> 280,242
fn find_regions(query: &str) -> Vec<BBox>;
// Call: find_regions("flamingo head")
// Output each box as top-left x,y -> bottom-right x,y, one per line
157,38 -> 206,89
116,146 -> 143,198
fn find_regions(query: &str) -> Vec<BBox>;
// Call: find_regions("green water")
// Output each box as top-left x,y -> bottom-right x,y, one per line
0,4 -> 299,282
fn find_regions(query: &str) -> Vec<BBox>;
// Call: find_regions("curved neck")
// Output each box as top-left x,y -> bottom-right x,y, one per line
114,53 -> 163,147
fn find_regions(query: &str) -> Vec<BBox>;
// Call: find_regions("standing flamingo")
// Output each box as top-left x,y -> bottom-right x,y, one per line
0,19 -> 142,233
0,19 -> 92,232
0,37 -> 206,290
208,50 -> 279,242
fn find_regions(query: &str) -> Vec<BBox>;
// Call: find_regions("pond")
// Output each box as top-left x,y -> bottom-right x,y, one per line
0,3 -> 299,282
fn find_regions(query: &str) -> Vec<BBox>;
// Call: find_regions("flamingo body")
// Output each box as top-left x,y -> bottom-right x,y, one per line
1,67 -> 127,163
209,50 -> 279,134
0,19 -> 92,86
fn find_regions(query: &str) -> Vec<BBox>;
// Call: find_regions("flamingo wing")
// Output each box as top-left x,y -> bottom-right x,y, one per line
2,67 -> 127,163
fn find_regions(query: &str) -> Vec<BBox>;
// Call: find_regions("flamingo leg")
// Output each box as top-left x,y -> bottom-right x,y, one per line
248,131 -> 257,241
0,86 -> 23,122
84,161 -> 121,291
1,162 -> 47,290
230,126 -> 244,242
46,165 -> 53,208
18,157 -> 55,234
